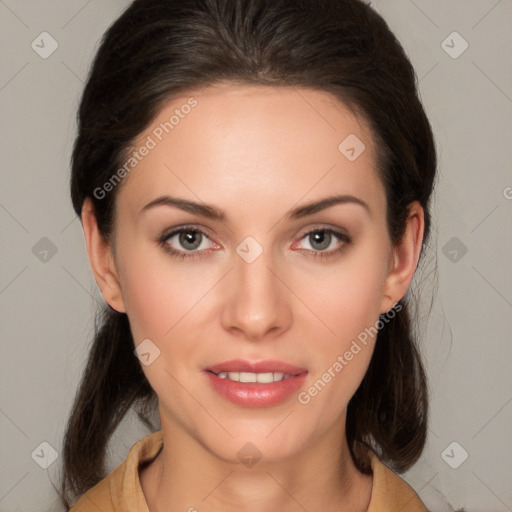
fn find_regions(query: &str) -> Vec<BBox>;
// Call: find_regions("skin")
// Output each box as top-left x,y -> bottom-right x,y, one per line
81,82 -> 424,512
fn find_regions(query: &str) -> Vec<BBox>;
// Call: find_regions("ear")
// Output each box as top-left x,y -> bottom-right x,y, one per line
81,197 -> 126,313
380,201 -> 425,314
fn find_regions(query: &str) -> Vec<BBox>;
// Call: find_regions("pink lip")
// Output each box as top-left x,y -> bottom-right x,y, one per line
204,359 -> 308,408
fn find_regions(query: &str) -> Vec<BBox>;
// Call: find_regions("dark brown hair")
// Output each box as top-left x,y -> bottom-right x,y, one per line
59,0 -> 436,507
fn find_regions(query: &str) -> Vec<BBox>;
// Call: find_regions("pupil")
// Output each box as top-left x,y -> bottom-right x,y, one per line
311,231 -> 331,251
180,231 -> 201,250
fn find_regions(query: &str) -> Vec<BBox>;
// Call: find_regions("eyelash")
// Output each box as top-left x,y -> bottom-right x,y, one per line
158,225 -> 352,261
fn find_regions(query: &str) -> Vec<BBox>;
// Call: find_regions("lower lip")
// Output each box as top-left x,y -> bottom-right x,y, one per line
204,371 -> 308,408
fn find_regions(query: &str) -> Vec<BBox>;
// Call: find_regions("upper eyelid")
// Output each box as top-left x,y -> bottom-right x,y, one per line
162,224 -> 348,236
162,226 -> 217,246
162,224 -> 214,240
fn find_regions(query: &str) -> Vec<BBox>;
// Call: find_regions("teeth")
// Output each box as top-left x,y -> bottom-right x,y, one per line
215,371 -> 291,383
239,372 -> 256,383
272,372 -> 284,382
257,372 -> 274,383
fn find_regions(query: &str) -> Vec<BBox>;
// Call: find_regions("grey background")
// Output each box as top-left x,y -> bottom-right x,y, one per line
1,0 -> 511,510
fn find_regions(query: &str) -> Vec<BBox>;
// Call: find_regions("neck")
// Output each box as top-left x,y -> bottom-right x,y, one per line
140,411 -> 373,512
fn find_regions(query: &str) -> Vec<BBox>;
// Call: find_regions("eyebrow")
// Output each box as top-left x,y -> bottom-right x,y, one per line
139,194 -> 370,221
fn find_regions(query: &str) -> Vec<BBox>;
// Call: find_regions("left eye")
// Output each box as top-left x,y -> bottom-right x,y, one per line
296,229 -> 349,252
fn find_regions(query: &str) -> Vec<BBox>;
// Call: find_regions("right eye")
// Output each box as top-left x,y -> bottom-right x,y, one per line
159,226 -> 218,260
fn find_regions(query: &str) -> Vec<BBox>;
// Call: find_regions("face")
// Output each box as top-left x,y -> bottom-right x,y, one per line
84,82 -> 421,465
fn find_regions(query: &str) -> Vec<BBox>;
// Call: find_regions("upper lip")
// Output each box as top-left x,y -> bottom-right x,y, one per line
205,359 -> 308,376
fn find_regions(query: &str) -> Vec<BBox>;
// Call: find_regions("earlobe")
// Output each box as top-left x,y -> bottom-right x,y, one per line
380,201 -> 425,314
81,198 -> 126,313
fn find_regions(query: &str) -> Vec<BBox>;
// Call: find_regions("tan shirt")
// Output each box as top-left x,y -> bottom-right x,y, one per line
69,430 -> 428,511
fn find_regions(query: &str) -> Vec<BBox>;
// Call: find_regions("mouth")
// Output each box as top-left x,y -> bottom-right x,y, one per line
208,371 -> 293,383
205,359 -> 307,380
204,359 -> 308,408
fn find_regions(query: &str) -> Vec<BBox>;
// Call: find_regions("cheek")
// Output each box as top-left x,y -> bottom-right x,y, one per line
117,249 -> 210,403
301,275 -> 380,386
295,272 -> 381,424
115,240 -> 203,343
301,250 -> 390,345
293,241 -> 390,408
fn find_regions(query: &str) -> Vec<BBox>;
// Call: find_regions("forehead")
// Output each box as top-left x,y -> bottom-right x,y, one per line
114,83 -> 385,221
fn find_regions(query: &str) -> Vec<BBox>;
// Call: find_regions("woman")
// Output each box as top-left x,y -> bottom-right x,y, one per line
60,0 -> 436,510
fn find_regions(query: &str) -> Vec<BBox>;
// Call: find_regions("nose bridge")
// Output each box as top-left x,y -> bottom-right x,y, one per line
221,239 -> 291,339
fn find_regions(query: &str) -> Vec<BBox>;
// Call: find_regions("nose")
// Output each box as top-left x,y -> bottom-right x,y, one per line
220,248 -> 292,342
